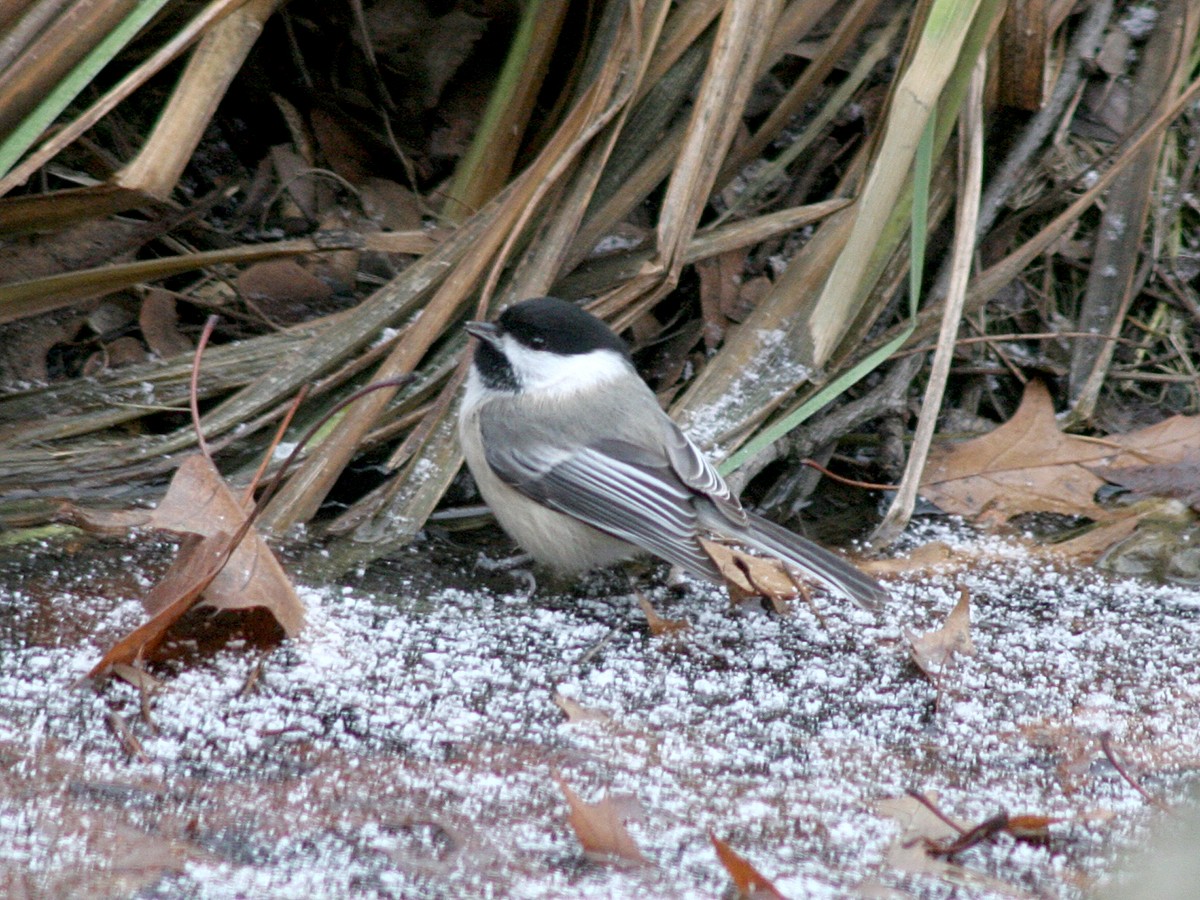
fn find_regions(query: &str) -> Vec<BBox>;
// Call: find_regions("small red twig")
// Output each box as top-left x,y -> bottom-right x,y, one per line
800,458 -> 896,492
904,789 -> 968,835
242,385 -> 310,504
1099,731 -> 1167,809
190,316 -> 219,461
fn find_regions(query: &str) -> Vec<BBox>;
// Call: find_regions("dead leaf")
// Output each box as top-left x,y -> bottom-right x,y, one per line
866,541 -> 956,574
142,455 -> 304,633
358,178 -> 424,231
94,336 -> 149,370
237,259 -> 332,324
635,594 -> 690,636
695,250 -> 744,350
57,503 -> 153,534
89,529 -> 237,676
876,792 -> 962,876
1003,814 -> 1059,845
921,380 -> 1200,525
701,539 -> 800,613
309,106 -> 374,183
728,274 -> 771,322
1043,510 -> 1145,563
554,774 -> 649,865
709,830 -> 786,899
1089,451 -> 1200,510
270,144 -> 334,221
922,381 -> 1115,522
553,693 -> 611,724
88,455 -> 305,676
140,289 -> 193,359
876,793 -> 1038,894
907,587 -> 974,681
927,812 -> 1011,857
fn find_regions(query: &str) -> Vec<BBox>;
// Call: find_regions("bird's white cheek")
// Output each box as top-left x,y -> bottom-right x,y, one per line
510,345 -> 631,396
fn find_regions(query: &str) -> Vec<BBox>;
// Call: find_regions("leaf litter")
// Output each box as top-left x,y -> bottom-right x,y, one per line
2,520 -> 1200,897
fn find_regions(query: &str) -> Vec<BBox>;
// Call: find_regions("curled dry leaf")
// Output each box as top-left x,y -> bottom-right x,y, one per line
708,829 -> 786,899
873,794 -> 1030,895
865,541 -> 956,575
89,530 -> 237,677
700,538 -> 800,614
635,593 -> 691,636
1003,814 -> 1059,845
914,805 -> 1059,858
553,693 -> 612,724
920,380 -> 1200,563
907,587 -> 974,681
139,289 -> 194,359
144,455 -> 304,634
1089,451 -> 1200,511
88,454 -> 305,676
553,774 -> 649,866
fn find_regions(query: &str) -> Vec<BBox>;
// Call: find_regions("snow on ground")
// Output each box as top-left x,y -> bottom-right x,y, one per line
1,522 -> 1199,897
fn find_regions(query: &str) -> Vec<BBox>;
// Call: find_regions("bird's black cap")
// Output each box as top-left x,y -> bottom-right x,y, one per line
497,297 -> 630,359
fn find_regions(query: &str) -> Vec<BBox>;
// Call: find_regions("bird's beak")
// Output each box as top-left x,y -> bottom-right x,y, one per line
465,321 -> 500,345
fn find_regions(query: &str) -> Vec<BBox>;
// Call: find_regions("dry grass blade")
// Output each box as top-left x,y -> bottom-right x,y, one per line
442,0 -> 569,221
322,6 -> 656,565
874,56 -> 986,545
584,0 -> 789,330
562,200 -> 847,301
655,0 -> 783,283
1068,0 -> 1198,421
116,0 -> 282,199
806,0 -> 986,368
0,0 -> 139,140
0,232 -> 433,325
261,9 -> 644,537
635,0 -> 723,96
501,0 -> 673,306
0,0 -> 253,198
0,208 -> 485,497
718,7 -> 901,225
0,1 -> 72,71
565,0 -> 835,277
963,72 -> 1200,342
716,0 -> 884,190
671,0 -> 1001,459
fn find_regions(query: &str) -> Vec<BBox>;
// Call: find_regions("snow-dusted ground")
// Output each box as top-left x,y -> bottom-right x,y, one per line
2,522 -> 1199,897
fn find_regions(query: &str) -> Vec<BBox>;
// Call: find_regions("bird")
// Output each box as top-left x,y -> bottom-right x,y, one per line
457,296 -> 887,609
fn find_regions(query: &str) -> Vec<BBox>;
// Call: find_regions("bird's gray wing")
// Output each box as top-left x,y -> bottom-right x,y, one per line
480,425 -> 718,578
660,418 -> 748,527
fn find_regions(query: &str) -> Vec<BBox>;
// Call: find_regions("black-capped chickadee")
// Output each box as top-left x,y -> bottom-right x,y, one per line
458,297 -> 887,608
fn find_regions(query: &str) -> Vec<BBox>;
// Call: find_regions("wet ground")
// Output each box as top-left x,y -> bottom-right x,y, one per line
2,521 -> 1199,897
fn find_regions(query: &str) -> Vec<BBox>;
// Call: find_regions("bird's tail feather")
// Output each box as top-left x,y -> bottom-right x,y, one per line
702,507 -> 888,610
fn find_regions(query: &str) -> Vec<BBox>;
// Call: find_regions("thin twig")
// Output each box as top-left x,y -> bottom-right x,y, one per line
243,384 -> 310,504
797,459 -> 894,492
903,788 -> 968,836
1099,731 -> 1167,809
190,316 -> 220,462
895,331 -> 1143,358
